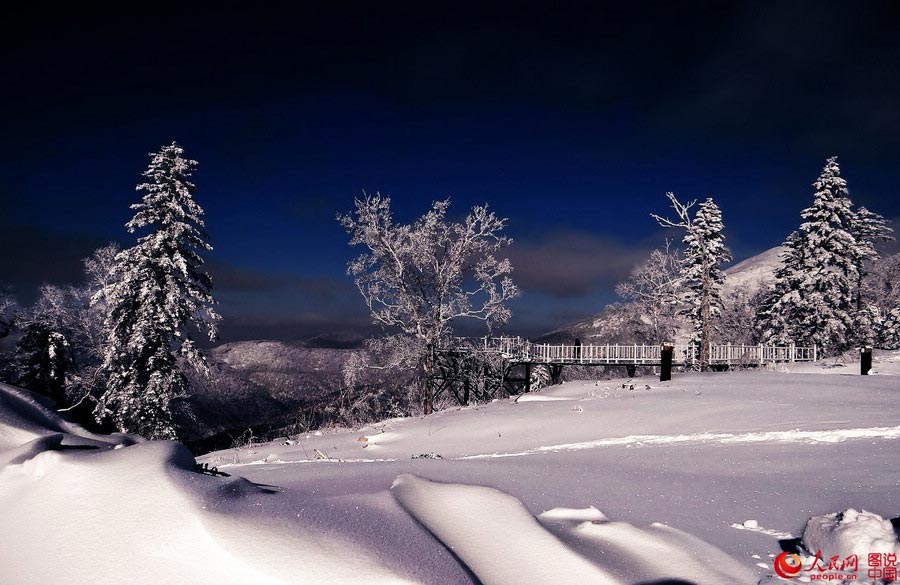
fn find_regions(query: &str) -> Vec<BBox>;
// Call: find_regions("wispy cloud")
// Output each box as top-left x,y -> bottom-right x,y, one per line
506,231 -> 649,298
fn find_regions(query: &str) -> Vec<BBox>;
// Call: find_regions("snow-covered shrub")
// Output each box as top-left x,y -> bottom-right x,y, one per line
802,509 -> 900,571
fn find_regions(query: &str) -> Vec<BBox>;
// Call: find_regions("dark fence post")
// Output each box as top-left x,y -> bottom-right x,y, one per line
861,347 -> 873,375
550,364 -> 563,385
660,343 -> 674,382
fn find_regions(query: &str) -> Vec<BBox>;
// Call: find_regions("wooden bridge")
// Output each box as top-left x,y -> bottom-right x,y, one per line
480,337 -> 817,367
433,337 -> 818,399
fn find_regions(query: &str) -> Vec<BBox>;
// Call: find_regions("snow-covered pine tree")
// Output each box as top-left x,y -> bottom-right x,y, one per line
94,142 -> 220,439
681,198 -> 731,367
758,157 -> 858,354
756,231 -> 807,345
652,194 -> 731,369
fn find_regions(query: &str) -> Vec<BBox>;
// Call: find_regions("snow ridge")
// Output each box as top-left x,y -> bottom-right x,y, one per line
460,424 -> 900,459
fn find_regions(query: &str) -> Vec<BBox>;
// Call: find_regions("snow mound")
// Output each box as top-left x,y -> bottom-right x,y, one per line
515,394 -> 573,403
391,473 -> 621,584
567,520 -> 758,584
538,506 -> 608,522
0,383 -> 414,585
391,473 -> 755,585
802,509 -> 900,568
0,382 -> 135,452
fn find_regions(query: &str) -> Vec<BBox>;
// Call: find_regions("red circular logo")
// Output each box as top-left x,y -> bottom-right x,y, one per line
774,551 -> 803,578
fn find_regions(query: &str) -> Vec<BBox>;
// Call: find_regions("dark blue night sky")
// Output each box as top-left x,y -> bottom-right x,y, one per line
3,2 -> 900,341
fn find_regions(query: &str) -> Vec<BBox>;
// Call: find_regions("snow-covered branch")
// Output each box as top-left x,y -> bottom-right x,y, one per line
338,194 -> 519,413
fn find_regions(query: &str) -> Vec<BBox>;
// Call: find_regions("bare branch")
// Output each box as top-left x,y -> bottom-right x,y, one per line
650,192 -> 697,229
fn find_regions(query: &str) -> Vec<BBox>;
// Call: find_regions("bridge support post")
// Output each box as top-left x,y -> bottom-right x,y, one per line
525,362 -> 532,392
861,347 -> 872,375
625,364 -> 636,378
660,343 -> 673,382
549,364 -> 563,385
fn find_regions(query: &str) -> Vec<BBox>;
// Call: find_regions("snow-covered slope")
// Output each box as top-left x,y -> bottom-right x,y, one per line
722,246 -> 785,296
539,301 -> 642,343
177,340 -> 363,450
197,351 -> 898,584
4,351 -> 900,584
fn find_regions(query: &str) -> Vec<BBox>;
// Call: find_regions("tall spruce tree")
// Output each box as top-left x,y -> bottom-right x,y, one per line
94,142 -> 219,439
652,194 -> 731,369
759,157 -> 859,353
681,198 -> 731,367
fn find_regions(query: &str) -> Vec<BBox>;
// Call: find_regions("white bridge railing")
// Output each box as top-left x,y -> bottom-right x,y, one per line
458,337 -> 817,365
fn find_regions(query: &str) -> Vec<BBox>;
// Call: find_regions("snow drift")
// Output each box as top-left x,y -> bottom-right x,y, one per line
391,474 -> 758,585
0,382 -> 413,585
6,364 -> 900,584
0,380 -> 764,584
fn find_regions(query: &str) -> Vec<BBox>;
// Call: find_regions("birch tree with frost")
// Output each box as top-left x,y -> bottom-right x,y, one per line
615,242 -> 683,342
338,194 -> 518,414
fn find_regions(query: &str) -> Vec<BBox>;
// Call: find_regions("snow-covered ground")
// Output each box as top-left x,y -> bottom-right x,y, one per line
2,352 -> 899,584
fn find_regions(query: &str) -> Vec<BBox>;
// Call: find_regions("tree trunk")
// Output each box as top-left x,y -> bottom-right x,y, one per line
423,343 -> 435,415
699,282 -> 711,372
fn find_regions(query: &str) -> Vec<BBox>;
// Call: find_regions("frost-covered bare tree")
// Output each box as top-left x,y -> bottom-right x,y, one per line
0,288 -> 18,381
94,143 -> 220,439
850,206 -> 893,315
14,286 -> 76,405
9,245 -> 118,420
63,244 -> 120,416
862,252 -> 900,347
615,242 -> 683,342
717,288 -> 765,346
338,194 -> 518,414
652,193 -> 731,369
865,252 -> 900,315
883,306 -> 900,349
0,287 -> 17,340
